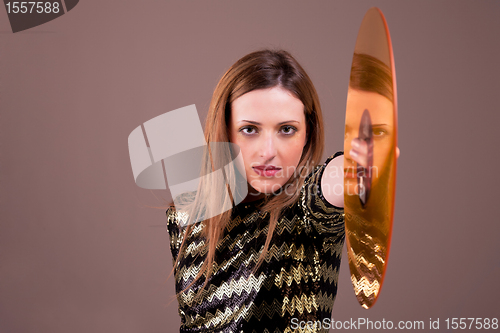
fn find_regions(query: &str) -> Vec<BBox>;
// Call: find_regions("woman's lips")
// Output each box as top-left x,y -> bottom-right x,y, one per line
344,168 -> 357,179
253,166 -> 281,177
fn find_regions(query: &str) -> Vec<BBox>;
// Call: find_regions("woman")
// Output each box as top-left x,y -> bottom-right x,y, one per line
167,49 -> 369,332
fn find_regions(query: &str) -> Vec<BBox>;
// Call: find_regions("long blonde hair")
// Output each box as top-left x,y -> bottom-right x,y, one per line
170,49 -> 325,299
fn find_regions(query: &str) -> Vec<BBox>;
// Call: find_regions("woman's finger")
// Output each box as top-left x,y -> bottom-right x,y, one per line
349,148 -> 368,168
351,138 -> 367,154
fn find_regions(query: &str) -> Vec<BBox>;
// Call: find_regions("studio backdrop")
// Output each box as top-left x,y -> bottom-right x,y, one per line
1,1 -> 499,332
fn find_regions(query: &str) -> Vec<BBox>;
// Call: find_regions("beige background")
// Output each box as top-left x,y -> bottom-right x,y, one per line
1,1 -> 499,332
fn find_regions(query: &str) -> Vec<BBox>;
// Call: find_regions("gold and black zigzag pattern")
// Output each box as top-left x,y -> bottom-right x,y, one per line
176,261 -> 340,308
167,152 -> 345,333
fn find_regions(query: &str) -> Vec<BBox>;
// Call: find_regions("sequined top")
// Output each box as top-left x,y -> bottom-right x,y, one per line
167,152 -> 345,333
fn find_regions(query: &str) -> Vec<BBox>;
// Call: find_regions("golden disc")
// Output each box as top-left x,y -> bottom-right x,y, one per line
344,7 -> 398,309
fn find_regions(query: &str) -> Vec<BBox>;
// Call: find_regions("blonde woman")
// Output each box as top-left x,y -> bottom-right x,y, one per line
167,49 -> 372,332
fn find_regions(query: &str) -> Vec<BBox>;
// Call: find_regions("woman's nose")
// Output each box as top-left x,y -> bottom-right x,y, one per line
259,134 -> 277,160
344,137 -> 356,167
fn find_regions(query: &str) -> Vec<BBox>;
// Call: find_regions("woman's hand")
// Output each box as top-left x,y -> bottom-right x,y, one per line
321,140 -> 400,208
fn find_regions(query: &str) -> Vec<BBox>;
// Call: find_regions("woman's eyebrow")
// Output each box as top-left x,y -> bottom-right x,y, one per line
239,120 -> 300,125
345,123 -> 388,131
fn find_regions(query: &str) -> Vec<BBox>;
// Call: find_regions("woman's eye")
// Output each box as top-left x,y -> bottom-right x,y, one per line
240,126 -> 257,135
280,125 -> 297,135
372,128 -> 388,137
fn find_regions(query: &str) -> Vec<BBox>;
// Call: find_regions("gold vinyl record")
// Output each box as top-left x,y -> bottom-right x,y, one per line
344,7 -> 398,309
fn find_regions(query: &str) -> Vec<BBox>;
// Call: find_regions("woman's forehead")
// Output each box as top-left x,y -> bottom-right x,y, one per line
346,88 -> 393,124
231,87 -> 305,123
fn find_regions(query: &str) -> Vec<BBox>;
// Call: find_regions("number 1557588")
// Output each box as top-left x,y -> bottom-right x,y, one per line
6,2 -> 60,14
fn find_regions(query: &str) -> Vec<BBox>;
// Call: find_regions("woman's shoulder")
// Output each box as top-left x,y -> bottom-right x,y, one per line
166,191 -> 203,257
307,151 -> 344,181
166,191 -> 197,231
302,151 -> 344,197
298,151 -> 345,233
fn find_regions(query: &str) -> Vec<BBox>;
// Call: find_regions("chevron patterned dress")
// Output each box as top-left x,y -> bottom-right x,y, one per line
167,152 -> 345,333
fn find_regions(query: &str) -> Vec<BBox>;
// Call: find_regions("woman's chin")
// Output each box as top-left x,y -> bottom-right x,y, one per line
344,181 -> 358,196
250,183 -> 284,195
248,187 -> 272,196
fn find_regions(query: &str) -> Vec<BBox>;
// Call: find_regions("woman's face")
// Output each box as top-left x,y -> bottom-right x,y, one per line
344,88 -> 394,195
229,86 -> 307,197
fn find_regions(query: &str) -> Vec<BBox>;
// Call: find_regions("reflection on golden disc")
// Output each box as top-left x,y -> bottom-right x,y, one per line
344,7 -> 398,309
